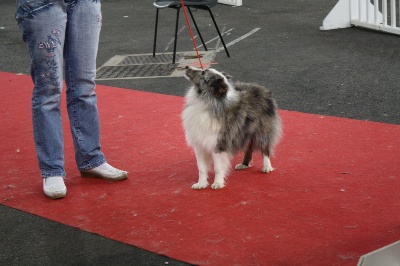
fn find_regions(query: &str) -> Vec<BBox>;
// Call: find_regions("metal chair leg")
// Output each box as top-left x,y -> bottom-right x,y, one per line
153,8 -> 159,57
153,4 -> 230,63
187,7 -> 208,51
173,7 -> 181,64
207,7 -> 230,57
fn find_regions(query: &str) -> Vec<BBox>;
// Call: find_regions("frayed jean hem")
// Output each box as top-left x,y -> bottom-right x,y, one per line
78,158 -> 107,171
41,172 -> 66,178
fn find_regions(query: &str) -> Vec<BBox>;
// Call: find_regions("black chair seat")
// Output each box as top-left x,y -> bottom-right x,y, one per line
154,0 -> 218,9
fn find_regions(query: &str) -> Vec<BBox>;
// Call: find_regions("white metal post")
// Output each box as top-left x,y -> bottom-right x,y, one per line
391,0 -> 396,28
374,0 -> 379,25
383,0 -> 387,26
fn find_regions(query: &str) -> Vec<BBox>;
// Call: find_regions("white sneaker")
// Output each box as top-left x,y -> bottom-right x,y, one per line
80,163 -> 128,181
43,176 -> 67,199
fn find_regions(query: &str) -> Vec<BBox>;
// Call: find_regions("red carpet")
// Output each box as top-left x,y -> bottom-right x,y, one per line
1,71 -> 399,265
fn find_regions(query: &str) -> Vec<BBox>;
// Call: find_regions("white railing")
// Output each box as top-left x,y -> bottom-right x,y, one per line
320,0 -> 400,36
218,0 -> 242,6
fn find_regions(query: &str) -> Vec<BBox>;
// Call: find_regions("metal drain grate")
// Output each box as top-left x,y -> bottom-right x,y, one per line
96,64 -> 177,79
120,54 -> 182,65
96,52 -> 213,80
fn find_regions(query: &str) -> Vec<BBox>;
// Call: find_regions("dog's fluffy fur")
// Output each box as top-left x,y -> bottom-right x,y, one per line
182,66 -> 282,189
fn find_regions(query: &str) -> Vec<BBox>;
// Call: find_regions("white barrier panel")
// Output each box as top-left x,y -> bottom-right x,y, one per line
358,240 -> 400,266
218,0 -> 242,6
320,0 -> 400,35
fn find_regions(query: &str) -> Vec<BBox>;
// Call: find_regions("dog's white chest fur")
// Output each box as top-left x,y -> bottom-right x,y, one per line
182,89 -> 221,152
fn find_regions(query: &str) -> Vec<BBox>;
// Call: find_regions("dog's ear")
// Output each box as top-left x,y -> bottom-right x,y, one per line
211,77 -> 228,98
221,72 -> 232,80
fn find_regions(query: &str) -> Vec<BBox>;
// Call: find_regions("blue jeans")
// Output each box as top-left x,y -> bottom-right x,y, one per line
16,0 -> 106,177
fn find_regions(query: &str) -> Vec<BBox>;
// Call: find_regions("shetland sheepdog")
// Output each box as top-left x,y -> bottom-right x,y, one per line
182,66 -> 282,189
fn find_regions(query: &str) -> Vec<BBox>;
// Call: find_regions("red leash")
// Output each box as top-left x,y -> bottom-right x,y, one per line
179,0 -> 204,69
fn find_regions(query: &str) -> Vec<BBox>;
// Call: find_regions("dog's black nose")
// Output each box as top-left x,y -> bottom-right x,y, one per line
185,66 -> 189,69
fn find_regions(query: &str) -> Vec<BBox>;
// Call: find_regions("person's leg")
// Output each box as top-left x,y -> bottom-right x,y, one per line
64,0 -> 127,180
16,0 -> 68,198
64,0 -> 105,170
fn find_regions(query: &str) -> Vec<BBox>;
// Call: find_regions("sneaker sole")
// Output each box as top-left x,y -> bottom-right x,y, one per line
43,189 -> 66,199
45,192 -> 66,199
80,171 -> 128,181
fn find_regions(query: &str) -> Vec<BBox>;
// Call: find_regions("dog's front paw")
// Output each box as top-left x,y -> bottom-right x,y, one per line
191,182 -> 209,189
262,166 -> 274,173
211,181 -> 225,189
235,163 -> 250,170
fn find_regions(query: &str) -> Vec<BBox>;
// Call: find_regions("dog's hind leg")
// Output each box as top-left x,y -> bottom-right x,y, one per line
211,152 -> 231,189
192,147 -> 212,189
235,140 -> 253,170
